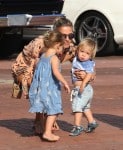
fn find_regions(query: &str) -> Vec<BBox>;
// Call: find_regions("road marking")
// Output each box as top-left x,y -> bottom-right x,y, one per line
0,79 -> 13,84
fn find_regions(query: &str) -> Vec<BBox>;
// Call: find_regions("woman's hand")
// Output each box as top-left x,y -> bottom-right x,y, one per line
74,70 -> 86,80
61,45 -> 77,63
74,70 -> 96,81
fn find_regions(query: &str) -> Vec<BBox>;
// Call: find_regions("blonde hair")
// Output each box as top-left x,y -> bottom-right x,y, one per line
77,38 -> 97,59
43,30 -> 64,48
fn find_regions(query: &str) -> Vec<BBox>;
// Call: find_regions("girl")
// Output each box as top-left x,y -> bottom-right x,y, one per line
29,31 -> 70,141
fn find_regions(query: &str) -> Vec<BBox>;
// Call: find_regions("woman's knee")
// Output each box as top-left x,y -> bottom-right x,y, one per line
17,74 -> 23,83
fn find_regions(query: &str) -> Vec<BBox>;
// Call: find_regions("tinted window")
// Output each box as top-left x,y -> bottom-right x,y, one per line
0,0 -> 64,15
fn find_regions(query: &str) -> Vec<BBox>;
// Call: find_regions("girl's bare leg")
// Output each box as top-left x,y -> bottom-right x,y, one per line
43,115 -> 60,141
52,120 -> 60,131
34,113 -> 45,134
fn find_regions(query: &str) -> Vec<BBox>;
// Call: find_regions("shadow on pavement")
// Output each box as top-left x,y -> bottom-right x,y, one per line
0,118 -> 73,136
0,118 -> 34,137
94,113 -> 123,130
57,120 -> 73,132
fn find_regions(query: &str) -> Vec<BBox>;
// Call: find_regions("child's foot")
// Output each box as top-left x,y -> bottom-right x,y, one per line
85,122 -> 99,133
42,134 -> 60,142
52,121 -> 60,131
69,126 -> 84,136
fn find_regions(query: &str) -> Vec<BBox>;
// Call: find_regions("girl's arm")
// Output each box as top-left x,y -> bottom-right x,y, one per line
51,55 -> 70,93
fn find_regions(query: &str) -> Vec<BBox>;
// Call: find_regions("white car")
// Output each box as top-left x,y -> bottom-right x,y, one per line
0,0 -> 123,56
62,0 -> 123,55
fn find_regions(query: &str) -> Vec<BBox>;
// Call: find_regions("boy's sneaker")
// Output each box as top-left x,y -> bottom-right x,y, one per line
69,126 -> 84,136
85,122 -> 98,133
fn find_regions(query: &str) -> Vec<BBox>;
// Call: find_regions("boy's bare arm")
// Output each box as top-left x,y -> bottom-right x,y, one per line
79,73 -> 93,93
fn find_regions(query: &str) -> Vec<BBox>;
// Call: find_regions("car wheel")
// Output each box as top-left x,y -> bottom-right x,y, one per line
75,11 -> 116,56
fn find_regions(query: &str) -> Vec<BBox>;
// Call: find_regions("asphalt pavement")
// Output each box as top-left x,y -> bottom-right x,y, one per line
0,57 -> 123,150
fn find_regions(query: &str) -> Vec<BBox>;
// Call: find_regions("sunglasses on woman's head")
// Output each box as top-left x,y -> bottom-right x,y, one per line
62,33 -> 74,40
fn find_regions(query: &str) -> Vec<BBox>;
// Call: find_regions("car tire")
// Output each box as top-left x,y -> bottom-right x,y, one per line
75,11 -> 116,56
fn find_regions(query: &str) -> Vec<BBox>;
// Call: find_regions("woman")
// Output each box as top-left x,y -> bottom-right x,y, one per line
11,36 -> 44,98
11,16 -> 86,134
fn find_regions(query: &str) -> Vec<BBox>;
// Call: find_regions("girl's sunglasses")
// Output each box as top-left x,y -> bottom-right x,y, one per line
62,33 -> 74,40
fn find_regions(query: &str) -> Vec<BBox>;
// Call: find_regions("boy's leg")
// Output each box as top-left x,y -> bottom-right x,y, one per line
69,112 -> 84,136
84,109 -> 94,123
84,109 -> 98,133
74,112 -> 83,126
43,115 -> 60,141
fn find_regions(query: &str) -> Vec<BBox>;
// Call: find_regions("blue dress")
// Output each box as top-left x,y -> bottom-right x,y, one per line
29,54 -> 63,115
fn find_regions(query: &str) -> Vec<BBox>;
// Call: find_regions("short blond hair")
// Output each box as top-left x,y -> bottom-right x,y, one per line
77,38 -> 97,59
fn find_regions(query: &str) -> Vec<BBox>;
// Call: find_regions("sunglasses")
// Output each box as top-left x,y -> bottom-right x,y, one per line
62,33 -> 74,40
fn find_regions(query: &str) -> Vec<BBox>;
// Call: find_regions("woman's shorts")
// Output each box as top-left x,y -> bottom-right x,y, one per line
71,84 -> 93,112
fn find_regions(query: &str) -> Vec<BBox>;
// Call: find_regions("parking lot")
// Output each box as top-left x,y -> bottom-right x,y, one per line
0,54 -> 123,150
